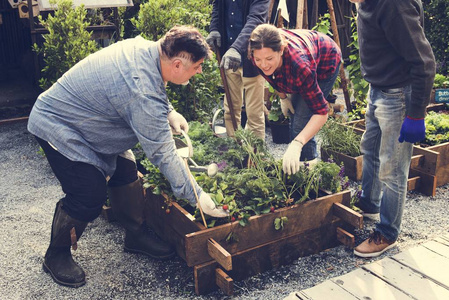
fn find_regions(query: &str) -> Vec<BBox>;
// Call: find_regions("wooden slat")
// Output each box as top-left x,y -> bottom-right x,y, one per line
409,168 -> 437,196
0,116 -> 29,125
363,258 -> 449,300
336,227 -> 354,248
409,154 -> 425,169
333,202 -> 363,229
407,176 -> 420,192
412,146 -> 439,174
422,240 -> 449,259
295,280 -> 359,300
194,220 -> 344,295
434,236 -> 449,247
215,268 -> 233,296
320,148 -> 363,181
184,190 -> 351,267
329,268 -> 411,299
392,245 -> 449,289
208,238 -> 232,271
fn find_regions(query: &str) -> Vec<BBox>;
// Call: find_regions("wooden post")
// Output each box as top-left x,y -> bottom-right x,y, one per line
326,0 -> 352,113
296,0 -> 305,29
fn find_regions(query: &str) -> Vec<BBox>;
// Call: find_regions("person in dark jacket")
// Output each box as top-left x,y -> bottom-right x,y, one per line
206,0 -> 270,140
349,0 -> 436,258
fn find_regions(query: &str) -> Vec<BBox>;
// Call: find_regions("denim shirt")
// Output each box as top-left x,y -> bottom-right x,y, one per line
28,36 -> 201,206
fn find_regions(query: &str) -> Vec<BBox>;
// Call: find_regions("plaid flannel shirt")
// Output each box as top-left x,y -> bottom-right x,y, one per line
260,29 -> 341,115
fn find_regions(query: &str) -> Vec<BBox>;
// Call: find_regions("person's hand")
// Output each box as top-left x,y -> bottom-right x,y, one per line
168,110 -> 189,134
206,31 -> 221,51
198,192 -> 229,218
283,140 -> 303,175
280,94 -> 295,117
398,116 -> 425,143
220,48 -> 241,71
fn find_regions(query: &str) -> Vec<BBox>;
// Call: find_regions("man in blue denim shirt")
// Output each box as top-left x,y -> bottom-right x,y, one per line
28,26 -> 228,288
349,0 -> 435,258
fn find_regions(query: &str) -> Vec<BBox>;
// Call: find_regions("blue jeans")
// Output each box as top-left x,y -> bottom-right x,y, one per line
359,85 -> 413,242
290,63 -> 341,160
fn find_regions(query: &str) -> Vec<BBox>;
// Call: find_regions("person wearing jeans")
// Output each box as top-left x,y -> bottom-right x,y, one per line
248,24 -> 342,175
349,0 -> 436,258
289,63 -> 340,161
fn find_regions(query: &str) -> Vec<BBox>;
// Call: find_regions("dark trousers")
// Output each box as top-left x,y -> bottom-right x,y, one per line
35,136 -> 138,222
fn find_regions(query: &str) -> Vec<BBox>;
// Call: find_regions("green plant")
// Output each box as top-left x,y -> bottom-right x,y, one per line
141,122 -> 349,228
312,13 -> 333,36
267,84 -> 288,124
434,74 -> 449,89
132,0 -> 222,122
424,111 -> 449,145
346,16 -> 369,121
424,0 -> 449,75
318,118 -> 362,157
32,0 -> 99,91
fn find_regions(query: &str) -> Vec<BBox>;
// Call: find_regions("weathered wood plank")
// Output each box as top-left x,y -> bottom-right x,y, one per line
329,268 -> 411,299
336,227 -> 354,248
208,238 -> 232,271
215,268 -> 233,296
412,146 -> 439,175
333,202 -> 363,229
184,190 -> 351,266
434,236 -> 449,247
320,148 -> 363,181
293,281 -> 359,300
407,176 -> 420,192
392,245 -> 449,289
363,258 -> 449,300
409,168 -> 437,196
194,220 -> 344,294
421,240 -> 449,259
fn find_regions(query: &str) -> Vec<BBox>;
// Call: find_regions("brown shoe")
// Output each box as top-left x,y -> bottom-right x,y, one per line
354,231 -> 397,258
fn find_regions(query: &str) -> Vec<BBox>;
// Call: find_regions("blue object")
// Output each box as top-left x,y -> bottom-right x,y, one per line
398,116 -> 425,143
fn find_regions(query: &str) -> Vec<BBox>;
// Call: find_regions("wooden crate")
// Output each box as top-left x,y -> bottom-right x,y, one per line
143,189 -> 362,295
320,147 -> 436,196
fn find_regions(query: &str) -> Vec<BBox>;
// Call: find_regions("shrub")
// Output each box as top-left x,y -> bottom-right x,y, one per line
32,0 -> 99,90
423,0 -> 449,75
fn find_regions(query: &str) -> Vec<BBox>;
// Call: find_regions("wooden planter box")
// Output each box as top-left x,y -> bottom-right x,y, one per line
321,147 -> 363,181
320,147 -> 436,196
143,189 -> 361,295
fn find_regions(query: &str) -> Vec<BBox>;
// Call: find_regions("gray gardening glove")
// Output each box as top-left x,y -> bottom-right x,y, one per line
220,48 -> 241,72
198,192 -> 229,218
280,94 -> 295,117
206,31 -> 221,51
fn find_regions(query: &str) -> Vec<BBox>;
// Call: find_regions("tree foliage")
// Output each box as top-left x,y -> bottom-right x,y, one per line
32,0 -> 99,90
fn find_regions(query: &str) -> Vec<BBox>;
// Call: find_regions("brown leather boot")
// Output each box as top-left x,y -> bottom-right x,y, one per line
108,179 -> 175,259
43,201 -> 88,287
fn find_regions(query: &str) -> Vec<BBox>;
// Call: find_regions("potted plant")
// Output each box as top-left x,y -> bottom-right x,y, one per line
431,74 -> 449,104
319,118 -> 363,181
267,84 -> 290,144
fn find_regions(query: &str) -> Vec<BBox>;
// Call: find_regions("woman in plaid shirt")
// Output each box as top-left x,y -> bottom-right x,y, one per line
248,24 -> 342,175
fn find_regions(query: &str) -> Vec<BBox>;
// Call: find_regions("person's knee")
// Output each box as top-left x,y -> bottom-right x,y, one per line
62,192 -> 105,222
109,155 -> 138,187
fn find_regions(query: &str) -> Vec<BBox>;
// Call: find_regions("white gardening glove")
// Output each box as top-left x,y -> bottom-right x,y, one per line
168,110 -> 189,134
220,48 -> 241,72
206,31 -> 221,51
280,94 -> 295,117
198,192 -> 229,218
282,140 -> 303,175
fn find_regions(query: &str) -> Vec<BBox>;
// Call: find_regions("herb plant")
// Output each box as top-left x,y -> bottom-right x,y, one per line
318,118 -> 362,157
140,122 -> 349,228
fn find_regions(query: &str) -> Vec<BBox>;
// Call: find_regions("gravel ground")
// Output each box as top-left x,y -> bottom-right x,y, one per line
1,119 -> 449,300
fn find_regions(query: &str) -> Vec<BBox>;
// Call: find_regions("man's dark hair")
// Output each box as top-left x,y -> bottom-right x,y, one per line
160,26 -> 211,63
